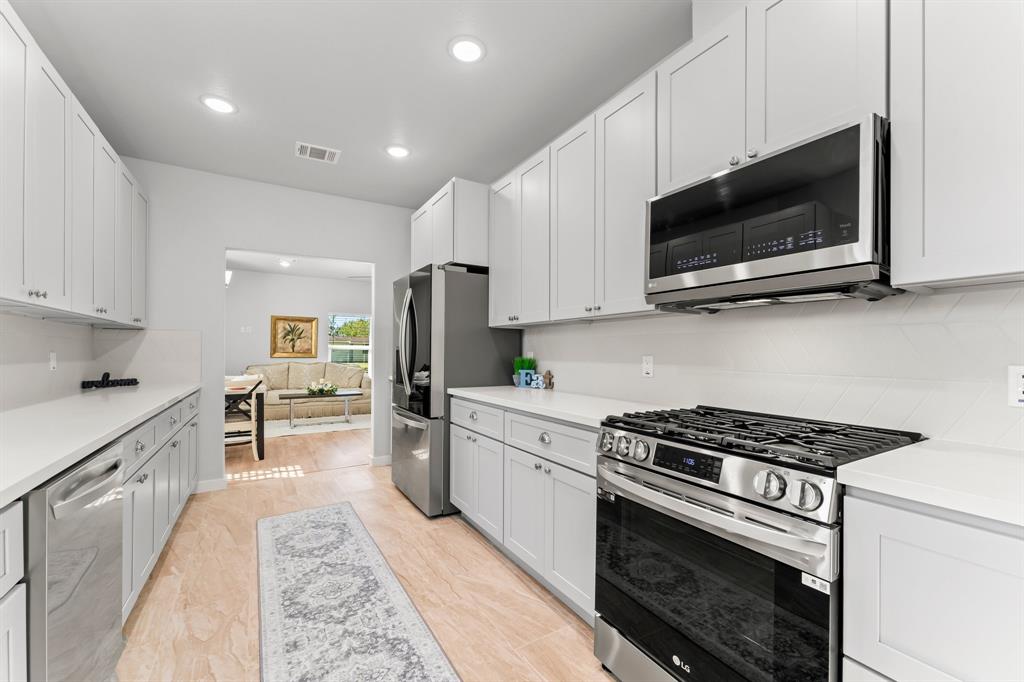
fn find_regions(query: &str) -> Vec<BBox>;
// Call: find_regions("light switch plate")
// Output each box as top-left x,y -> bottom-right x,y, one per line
642,355 -> 654,378
1008,366 -> 1024,408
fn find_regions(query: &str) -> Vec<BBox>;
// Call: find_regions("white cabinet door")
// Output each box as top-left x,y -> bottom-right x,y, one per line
94,140 -> 117,316
746,0 -> 886,157
503,446 -> 545,574
0,4 -> 29,304
168,436 -> 181,519
23,45 -> 71,308
544,461 -> 596,617
451,178 -> 489,267
178,423 -> 192,506
449,426 -> 477,517
518,148 -> 550,324
114,165 -> 134,323
127,460 -> 155,599
410,206 -> 431,272
595,71 -> 657,317
488,173 -> 520,327
430,180 -> 455,266
844,495 -> 1024,681
0,583 -> 27,682
474,434 -> 503,543
153,444 -> 170,546
891,0 -> 1024,289
70,101 -> 96,316
550,118 -> 596,321
188,419 -> 199,488
657,9 -> 746,193
130,188 -> 148,325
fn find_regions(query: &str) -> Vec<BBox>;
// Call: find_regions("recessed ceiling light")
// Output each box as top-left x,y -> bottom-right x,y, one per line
386,145 -> 410,159
200,95 -> 236,114
279,259 -> 292,268
448,36 -> 485,63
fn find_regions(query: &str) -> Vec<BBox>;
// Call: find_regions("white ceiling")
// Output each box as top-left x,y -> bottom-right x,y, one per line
225,250 -> 373,280
11,0 -> 691,208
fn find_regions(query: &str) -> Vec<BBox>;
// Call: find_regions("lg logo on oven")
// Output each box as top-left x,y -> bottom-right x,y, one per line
671,655 -> 692,674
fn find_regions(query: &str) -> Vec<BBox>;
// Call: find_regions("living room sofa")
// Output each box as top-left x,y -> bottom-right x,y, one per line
243,362 -> 371,420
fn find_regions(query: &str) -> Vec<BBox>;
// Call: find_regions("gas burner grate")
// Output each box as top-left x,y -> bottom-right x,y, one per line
603,405 -> 923,469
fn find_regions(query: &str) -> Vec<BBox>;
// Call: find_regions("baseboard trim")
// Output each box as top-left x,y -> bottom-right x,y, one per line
371,454 -> 392,466
194,478 -> 228,493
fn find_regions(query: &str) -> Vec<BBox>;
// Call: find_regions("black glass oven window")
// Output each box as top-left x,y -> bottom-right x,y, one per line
649,125 -> 861,279
596,494 -> 831,681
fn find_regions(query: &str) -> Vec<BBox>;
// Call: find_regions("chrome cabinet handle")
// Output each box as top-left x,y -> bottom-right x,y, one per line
594,305 -> 601,311
538,432 -> 552,445
136,472 -> 148,484
40,290 -> 47,298
170,416 -> 177,426
584,306 -> 592,312
469,411 -> 478,421
544,466 -> 551,474
534,462 -> 542,470
135,440 -> 146,453
746,148 -> 758,159
189,402 -> 195,410
171,440 -> 179,448
28,289 -> 37,297
728,155 -> 740,166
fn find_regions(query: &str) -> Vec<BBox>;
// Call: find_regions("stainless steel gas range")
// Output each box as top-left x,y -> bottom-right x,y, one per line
593,406 -> 923,682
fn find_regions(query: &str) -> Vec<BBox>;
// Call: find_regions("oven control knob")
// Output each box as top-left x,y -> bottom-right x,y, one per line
615,435 -> 632,457
599,432 -> 615,453
633,440 -> 651,462
753,470 -> 786,500
788,479 -> 823,511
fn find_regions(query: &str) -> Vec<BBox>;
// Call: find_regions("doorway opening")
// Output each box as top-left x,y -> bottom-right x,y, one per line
222,248 -> 374,480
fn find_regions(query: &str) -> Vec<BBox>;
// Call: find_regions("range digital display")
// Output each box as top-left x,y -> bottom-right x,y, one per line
652,445 -> 723,483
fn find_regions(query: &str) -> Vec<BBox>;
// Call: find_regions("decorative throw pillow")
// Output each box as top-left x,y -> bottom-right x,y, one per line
325,363 -> 364,388
288,362 -> 325,389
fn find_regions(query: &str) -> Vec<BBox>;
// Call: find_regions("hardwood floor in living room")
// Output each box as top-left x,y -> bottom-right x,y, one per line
120,430 -> 608,681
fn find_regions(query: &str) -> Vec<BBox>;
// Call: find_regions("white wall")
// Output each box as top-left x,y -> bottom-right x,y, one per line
224,269 -> 371,375
0,314 -> 94,411
524,283 -> 1024,451
124,158 -> 410,487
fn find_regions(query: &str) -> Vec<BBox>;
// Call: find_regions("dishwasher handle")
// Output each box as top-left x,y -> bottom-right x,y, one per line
51,457 -> 125,520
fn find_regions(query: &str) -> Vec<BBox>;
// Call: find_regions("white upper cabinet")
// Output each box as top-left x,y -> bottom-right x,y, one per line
71,98 -> 118,319
410,206 -> 431,271
549,117 -> 596,321
746,0 -> 886,158
410,177 -> 489,271
657,9 -> 747,193
1,5 -> 29,305
488,173 -> 521,326
518,148 -> 550,324
114,164 -> 135,324
890,0 -> 1024,289
595,71 -> 657,317
131,188 -> 148,326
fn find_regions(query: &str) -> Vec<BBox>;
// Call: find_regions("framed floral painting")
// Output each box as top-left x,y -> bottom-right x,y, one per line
270,315 -> 317,358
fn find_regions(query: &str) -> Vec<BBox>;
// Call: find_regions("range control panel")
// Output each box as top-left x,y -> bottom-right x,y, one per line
652,444 -> 723,483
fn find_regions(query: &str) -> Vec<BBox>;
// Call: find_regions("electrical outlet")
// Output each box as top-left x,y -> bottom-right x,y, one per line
1008,365 -> 1024,408
49,351 -> 57,371
525,351 -> 534,359
642,355 -> 654,378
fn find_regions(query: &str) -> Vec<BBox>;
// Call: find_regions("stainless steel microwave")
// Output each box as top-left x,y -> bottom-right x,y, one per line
645,116 -> 899,312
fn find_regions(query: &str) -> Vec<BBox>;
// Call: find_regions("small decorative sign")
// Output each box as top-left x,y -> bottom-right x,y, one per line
82,372 -> 139,390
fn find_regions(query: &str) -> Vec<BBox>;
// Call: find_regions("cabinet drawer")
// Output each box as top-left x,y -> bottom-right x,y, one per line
125,420 -> 157,469
0,502 -> 24,597
504,412 -> 597,476
183,392 -> 200,418
450,398 -> 504,441
155,404 -> 182,442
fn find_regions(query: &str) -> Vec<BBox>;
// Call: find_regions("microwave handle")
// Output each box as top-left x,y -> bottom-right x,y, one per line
598,463 -> 835,580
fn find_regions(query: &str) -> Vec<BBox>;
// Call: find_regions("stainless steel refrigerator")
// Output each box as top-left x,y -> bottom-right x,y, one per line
391,265 -> 520,516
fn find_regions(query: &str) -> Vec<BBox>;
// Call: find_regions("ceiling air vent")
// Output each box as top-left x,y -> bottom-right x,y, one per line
295,141 -> 340,164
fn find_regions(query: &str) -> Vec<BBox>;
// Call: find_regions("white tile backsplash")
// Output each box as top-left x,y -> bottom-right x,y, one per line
523,283 -> 1024,450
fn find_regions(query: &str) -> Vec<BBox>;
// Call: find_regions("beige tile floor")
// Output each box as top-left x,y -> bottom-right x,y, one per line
117,430 -> 609,681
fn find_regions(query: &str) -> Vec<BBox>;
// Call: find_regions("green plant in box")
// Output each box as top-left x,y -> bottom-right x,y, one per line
513,356 -> 537,373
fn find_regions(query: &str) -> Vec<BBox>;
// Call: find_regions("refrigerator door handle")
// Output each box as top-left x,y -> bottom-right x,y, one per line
393,411 -> 427,430
398,288 -> 412,397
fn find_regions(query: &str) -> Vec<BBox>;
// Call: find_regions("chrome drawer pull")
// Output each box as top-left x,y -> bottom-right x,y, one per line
538,432 -> 552,445
135,440 -> 145,453
534,462 -> 542,470
469,410 -> 478,421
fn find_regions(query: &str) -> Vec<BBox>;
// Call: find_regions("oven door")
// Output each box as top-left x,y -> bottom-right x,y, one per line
595,459 -> 839,682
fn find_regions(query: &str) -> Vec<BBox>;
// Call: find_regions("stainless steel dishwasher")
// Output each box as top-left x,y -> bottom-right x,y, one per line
25,440 -> 126,681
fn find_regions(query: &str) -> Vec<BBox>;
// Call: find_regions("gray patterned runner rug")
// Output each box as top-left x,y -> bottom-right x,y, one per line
258,502 -> 460,682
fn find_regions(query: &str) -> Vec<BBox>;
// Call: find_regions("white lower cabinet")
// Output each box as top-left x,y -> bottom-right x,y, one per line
451,426 -> 505,543
844,494 -> 1024,681
125,456 -> 156,615
0,583 -> 27,682
502,446 -> 547,575
449,427 -> 477,518
544,461 -> 595,616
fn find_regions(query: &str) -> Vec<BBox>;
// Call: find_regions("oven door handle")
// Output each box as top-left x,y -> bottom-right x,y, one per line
599,464 -> 836,579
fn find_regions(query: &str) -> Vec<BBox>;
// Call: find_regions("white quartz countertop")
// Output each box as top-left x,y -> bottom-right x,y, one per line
838,439 -> 1024,527
0,382 -> 200,508
447,386 -> 665,429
